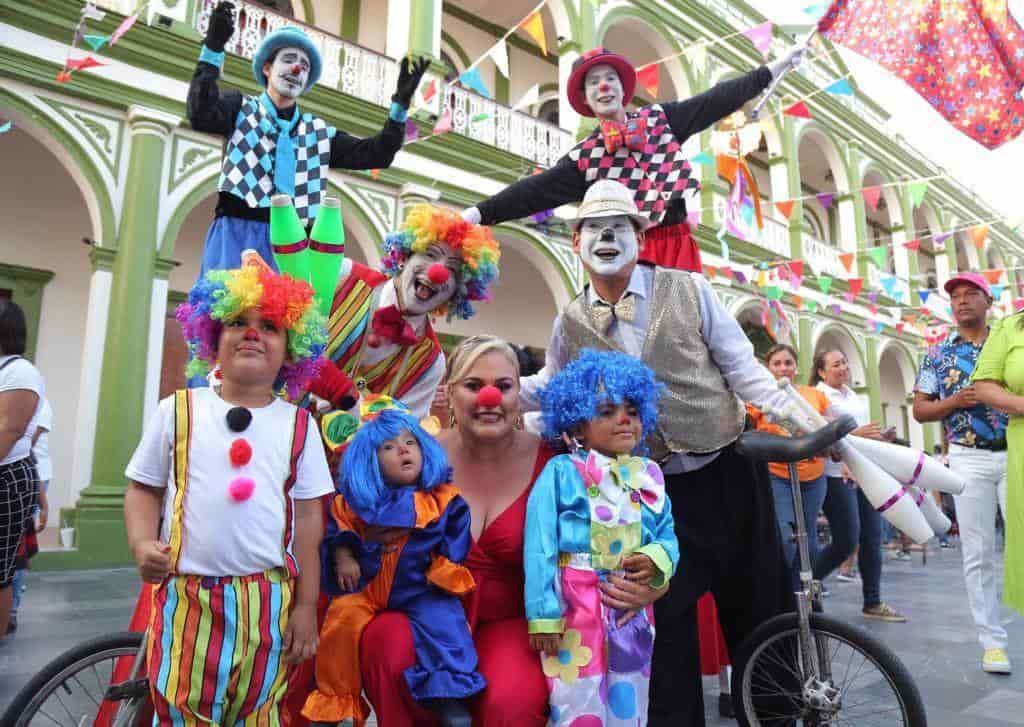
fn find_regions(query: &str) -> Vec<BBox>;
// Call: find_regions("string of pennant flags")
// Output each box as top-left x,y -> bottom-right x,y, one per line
55,2 -> 148,83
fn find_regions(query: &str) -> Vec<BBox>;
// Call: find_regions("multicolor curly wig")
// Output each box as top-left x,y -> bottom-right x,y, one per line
340,408 -> 451,524
539,349 -> 663,454
380,204 -> 500,320
175,255 -> 327,398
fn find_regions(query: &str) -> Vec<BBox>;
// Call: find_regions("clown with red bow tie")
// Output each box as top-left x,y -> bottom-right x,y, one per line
462,46 -> 802,272
308,205 -> 501,429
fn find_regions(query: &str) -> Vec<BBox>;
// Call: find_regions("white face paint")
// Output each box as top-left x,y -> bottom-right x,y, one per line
397,243 -> 462,316
266,47 -> 310,100
584,63 -> 625,119
576,214 -> 639,277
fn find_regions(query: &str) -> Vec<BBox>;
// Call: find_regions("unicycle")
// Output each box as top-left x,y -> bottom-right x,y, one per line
2,630 -> 151,726
730,416 -> 928,726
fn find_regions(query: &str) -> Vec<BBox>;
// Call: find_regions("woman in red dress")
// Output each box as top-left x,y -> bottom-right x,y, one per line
360,335 -> 666,725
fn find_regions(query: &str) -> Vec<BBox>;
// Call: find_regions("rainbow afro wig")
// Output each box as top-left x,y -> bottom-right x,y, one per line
539,349 -> 663,454
380,203 -> 500,320
175,253 -> 328,398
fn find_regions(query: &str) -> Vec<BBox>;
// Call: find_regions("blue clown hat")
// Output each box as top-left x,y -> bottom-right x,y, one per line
252,26 -> 322,92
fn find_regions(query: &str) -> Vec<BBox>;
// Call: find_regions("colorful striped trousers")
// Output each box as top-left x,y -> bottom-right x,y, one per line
147,568 -> 294,726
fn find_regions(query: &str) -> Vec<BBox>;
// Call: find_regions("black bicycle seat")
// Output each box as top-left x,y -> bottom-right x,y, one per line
734,415 -> 857,463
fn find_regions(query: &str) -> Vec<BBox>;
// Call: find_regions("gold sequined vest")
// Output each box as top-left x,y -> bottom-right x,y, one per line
561,268 -> 745,461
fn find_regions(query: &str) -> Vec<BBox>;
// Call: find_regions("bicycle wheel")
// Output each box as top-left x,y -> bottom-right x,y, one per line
2,631 -> 147,727
731,613 -> 927,727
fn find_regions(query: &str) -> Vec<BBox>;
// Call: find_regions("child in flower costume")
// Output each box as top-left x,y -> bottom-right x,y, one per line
302,395 -> 484,727
525,350 -> 679,726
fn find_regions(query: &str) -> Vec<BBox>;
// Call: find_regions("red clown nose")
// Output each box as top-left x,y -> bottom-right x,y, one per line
476,385 -> 502,408
427,263 -> 450,286
292,64 -> 302,75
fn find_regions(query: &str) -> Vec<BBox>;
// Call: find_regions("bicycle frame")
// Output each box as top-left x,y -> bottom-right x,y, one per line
110,630 -> 150,727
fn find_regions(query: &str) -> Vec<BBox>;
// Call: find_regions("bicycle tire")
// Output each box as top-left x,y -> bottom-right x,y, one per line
730,612 -> 927,727
2,631 -> 145,727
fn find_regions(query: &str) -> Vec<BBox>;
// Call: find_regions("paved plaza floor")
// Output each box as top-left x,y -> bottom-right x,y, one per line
1,545 -> 1022,724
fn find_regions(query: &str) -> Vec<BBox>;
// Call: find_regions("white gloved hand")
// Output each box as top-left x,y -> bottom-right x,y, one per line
769,46 -> 806,81
461,206 -> 482,225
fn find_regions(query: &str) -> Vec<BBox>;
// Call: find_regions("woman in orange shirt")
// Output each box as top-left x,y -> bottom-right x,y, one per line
746,344 -> 831,590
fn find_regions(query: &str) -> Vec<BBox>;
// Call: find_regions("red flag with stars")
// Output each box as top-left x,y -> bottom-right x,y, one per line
818,1 -> 1024,149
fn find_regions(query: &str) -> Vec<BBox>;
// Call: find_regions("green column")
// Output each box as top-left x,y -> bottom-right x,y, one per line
783,116 -> 803,261
797,314 -> 814,384
74,106 -> 178,568
846,140 -> 869,280
864,334 -> 883,424
409,0 -> 440,59
898,175 -> 920,282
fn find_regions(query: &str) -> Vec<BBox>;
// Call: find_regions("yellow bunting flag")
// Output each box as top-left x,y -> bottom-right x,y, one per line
521,12 -> 548,56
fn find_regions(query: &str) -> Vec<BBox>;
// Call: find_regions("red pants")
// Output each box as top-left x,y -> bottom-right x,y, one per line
360,611 -> 547,726
697,592 -> 731,676
638,221 -> 702,272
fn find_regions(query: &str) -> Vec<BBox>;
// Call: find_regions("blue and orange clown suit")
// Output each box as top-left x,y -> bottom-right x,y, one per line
302,402 -> 485,725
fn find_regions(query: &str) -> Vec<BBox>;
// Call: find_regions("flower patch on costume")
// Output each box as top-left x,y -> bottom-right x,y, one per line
542,629 -> 593,685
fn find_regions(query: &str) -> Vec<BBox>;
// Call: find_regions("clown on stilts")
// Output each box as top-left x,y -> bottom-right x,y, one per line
189,0 -> 429,274
462,45 -> 803,271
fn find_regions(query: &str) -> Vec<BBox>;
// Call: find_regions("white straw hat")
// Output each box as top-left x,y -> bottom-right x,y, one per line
572,180 -> 655,231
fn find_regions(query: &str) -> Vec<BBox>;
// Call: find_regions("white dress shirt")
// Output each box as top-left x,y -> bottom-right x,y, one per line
520,264 -> 792,472
816,382 -> 870,478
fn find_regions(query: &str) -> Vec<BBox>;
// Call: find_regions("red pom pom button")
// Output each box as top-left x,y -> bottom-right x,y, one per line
228,477 -> 255,502
229,439 -> 252,467
427,263 -> 450,285
367,333 -> 382,348
476,385 -> 502,408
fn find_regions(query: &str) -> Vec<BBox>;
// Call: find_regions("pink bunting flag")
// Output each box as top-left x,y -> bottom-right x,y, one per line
861,186 -> 882,210
843,291 -> 856,303
784,101 -> 812,119
636,64 -> 660,97
110,12 -> 139,45
686,208 -> 701,228
848,277 -> 863,296
742,21 -> 774,58
422,79 -> 437,103
434,107 -> 453,134
405,121 -> 419,141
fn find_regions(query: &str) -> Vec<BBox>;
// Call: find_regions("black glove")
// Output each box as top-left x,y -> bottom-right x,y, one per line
204,1 -> 236,53
392,56 -> 430,109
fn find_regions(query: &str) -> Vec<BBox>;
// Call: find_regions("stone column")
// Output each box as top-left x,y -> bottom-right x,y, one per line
797,313 -> 815,383
782,116 -> 803,261
73,106 -> 178,567
864,334 -> 883,425
846,139 -> 869,280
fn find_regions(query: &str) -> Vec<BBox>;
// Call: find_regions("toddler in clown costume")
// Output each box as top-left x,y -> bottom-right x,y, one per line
123,252 -> 334,725
302,396 -> 484,727
525,350 -> 679,726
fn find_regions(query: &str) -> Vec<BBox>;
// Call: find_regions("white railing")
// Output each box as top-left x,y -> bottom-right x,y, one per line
442,84 -> 574,168
803,234 -> 847,279
191,0 -> 570,166
711,193 -> 793,258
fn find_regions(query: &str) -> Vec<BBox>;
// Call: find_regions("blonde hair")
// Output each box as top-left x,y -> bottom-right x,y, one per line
445,335 -> 520,386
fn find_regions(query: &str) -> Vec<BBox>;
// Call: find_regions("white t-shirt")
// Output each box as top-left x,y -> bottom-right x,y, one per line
0,355 -> 45,466
32,398 -> 53,482
817,382 -> 870,478
125,388 -> 333,577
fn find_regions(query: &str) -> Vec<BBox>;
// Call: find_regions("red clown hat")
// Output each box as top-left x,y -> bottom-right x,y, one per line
567,48 -> 637,117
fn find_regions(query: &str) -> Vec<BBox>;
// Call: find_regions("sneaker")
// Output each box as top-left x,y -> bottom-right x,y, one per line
5,617 -> 15,635
718,692 -> 735,718
863,603 -> 907,622
891,550 -> 911,561
982,648 -> 1012,674
837,571 -> 860,582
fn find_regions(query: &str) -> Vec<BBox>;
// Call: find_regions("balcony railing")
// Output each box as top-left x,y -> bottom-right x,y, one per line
803,234 -> 847,279
711,194 -> 793,258
191,0 -> 570,166
867,264 -> 912,304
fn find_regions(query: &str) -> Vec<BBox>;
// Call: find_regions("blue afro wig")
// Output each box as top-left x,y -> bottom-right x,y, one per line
339,409 -> 451,521
539,349 -> 662,453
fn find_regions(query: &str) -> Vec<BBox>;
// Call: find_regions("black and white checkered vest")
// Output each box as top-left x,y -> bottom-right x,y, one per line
217,96 -> 336,225
569,104 -> 700,226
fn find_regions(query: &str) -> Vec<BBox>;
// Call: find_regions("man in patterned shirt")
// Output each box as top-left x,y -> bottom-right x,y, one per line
913,272 -> 1010,674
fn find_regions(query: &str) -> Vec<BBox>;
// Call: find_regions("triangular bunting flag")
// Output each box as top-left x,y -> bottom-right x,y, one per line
933,232 -> 952,245
56,70 -> 72,83
825,78 -> 853,96
705,265 -> 718,279
110,12 -> 139,45
83,34 -> 109,51
422,78 -> 437,103
896,321 -> 905,334
868,290 -> 880,304
917,289 -> 930,304
531,209 -> 554,224
66,56 -> 104,71
818,275 -> 834,294
686,208 -> 701,228
991,284 -> 1005,299
637,63 -> 660,97
764,285 -> 783,301
902,239 -> 921,251
405,121 -> 419,142
848,278 -> 863,296
471,112 -> 490,123
683,44 -> 708,71
733,268 -> 748,284
907,180 -> 929,208
875,321 -> 885,334
830,303 -> 842,315
880,273 -> 898,297
0,121 -> 11,134
1015,299 -> 1024,312
790,274 -> 803,291
983,269 -> 1004,284
370,169 -> 381,180
784,101 -> 812,119
793,295 -> 803,310
843,291 -> 856,303
893,289 -> 906,303
806,300 -> 818,312
720,266 -> 734,279
742,21 -> 774,58
968,224 -> 989,249
488,39 -> 510,78
789,261 -> 804,277
434,106 -> 453,134
775,200 -> 795,220
690,151 -> 714,165
521,11 -> 548,55
867,245 -> 887,268
81,2 -> 106,21
861,186 -> 882,210
458,67 -> 491,98
513,83 -> 539,110
839,252 -> 855,273
815,193 -> 834,209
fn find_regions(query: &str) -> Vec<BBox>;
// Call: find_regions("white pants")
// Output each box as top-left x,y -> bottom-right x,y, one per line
949,444 -> 1009,650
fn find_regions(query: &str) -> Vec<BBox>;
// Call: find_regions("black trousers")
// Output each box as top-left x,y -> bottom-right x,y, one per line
649,444 -> 794,727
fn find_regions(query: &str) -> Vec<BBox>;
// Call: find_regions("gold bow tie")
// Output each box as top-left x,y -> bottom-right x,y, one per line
591,293 -> 637,333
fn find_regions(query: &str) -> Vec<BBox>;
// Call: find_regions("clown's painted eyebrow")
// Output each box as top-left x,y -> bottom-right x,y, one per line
279,51 -> 310,69
427,244 -> 461,268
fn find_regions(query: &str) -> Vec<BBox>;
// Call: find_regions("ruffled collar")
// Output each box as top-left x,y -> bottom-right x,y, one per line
571,449 -> 666,514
